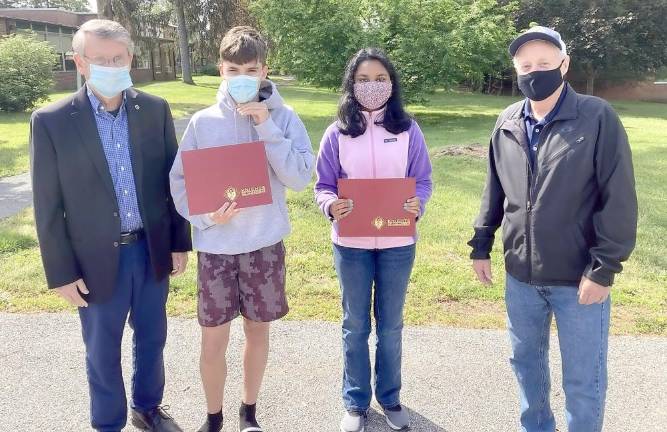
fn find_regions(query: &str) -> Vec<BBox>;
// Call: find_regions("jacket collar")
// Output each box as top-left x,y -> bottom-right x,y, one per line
70,86 -> 116,200
362,108 -> 386,122
498,83 -> 580,161
69,85 -> 144,202
507,82 -> 579,123
72,84 -> 139,111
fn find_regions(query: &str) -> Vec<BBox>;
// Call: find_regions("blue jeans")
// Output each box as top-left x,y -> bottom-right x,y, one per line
333,243 -> 416,412
505,274 -> 610,432
78,239 -> 169,432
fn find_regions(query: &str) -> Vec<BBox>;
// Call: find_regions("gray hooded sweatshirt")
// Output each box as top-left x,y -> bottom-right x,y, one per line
169,79 -> 315,255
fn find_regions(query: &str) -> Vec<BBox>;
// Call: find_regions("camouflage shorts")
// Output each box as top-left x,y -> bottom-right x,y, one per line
197,242 -> 288,327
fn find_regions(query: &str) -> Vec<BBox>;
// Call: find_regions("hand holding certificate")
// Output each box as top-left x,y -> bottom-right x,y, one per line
181,141 -> 273,216
337,178 -> 417,237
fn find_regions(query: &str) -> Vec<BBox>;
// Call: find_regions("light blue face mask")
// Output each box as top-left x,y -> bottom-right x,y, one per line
87,64 -> 133,98
226,75 -> 260,103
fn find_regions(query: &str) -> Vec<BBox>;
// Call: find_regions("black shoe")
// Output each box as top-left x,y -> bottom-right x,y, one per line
197,419 -> 223,432
198,410 -> 223,432
131,406 -> 183,432
239,402 -> 263,432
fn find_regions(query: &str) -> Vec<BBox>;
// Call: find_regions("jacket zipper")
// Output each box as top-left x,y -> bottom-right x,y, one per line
526,122 -> 556,284
369,113 -> 378,250
525,157 -> 534,285
542,143 -> 570,166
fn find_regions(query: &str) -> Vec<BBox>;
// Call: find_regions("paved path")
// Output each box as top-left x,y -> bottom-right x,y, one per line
0,173 -> 32,219
0,116 -> 192,220
0,313 -> 664,431
174,116 -> 190,138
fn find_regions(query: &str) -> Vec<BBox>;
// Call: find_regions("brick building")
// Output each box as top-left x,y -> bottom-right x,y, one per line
0,8 -> 177,90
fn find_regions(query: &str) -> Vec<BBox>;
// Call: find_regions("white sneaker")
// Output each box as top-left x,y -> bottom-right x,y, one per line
340,410 -> 366,432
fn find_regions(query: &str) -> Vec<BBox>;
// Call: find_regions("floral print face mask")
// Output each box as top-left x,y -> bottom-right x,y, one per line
353,81 -> 392,111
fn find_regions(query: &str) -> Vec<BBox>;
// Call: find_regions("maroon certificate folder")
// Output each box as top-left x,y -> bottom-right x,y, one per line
181,141 -> 273,215
337,178 -> 416,237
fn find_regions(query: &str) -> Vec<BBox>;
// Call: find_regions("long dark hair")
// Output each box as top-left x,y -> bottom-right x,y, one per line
337,48 -> 412,138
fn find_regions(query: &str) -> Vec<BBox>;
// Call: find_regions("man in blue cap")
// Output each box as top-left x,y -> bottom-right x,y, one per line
468,26 -> 638,432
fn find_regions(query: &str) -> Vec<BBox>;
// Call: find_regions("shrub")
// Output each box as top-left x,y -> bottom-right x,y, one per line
0,34 -> 58,112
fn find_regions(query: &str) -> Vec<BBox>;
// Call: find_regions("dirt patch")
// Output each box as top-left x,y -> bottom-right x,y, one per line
433,144 -> 487,159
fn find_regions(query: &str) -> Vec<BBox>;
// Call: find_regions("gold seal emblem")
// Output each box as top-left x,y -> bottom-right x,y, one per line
373,217 -> 385,230
225,187 -> 237,201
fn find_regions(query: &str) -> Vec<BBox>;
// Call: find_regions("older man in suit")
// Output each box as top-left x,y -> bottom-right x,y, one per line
30,19 -> 191,432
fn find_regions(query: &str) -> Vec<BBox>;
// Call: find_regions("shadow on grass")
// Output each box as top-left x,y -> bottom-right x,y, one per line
0,230 -> 36,253
190,80 -> 221,90
0,111 -> 32,124
416,111 -> 498,147
609,100 -> 667,120
431,157 -> 486,200
167,103 -> 210,120
635,316 -> 667,334
414,110 -> 498,125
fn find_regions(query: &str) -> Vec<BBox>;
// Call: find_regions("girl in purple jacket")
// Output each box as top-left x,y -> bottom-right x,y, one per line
314,48 -> 433,432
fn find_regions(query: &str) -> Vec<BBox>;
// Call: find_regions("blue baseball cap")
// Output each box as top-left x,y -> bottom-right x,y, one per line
509,26 -> 567,57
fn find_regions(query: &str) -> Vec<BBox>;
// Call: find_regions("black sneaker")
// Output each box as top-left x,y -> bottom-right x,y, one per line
239,402 -> 263,432
197,410 -> 223,432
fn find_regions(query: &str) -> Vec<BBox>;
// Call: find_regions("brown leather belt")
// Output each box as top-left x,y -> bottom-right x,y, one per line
119,230 -> 144,245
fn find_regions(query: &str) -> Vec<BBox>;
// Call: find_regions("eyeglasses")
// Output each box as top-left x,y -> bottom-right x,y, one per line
84,55 -> 129,67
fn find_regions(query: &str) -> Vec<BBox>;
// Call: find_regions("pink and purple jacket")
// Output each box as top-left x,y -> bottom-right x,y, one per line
314,110 -> 433,249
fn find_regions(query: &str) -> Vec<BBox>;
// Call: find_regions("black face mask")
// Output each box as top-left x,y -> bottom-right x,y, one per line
517,60 -> 564,101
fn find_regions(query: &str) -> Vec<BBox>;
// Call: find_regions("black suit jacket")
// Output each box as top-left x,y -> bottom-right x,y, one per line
30,86 -> 192,303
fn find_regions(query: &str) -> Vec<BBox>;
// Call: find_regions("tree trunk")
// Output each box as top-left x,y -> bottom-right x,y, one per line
96,0 -> 113,19
586,74 -> 595,95
584,63 -> 596,95
174,0 -> 194,85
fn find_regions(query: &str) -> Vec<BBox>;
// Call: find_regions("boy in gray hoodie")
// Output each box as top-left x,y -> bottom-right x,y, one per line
169,26 -> 315,432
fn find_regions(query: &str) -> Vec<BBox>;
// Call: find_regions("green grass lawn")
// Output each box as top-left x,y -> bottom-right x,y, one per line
1,75 -> 665,335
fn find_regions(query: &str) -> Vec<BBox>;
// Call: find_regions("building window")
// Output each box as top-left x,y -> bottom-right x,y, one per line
15,20 -> 31,30
164,46 -> 173,73
46,30 -> 64,51
64,52 -> 76,72
133,40 -> 151,70
52,52 -> 64,72
31,23 -> 46,40
656,67 -> 667,84
153,45 -> 162,72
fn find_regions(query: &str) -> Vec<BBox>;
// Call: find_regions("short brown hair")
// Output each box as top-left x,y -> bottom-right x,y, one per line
219,26 -> 268,65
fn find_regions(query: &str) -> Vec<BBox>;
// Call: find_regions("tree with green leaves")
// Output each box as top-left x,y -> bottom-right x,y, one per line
251,0 -> 517,101
251,0 -> 365,88
96,0 -> 202,85
182,0 -> 255,68
513,0 -> 667,94
95,1 -> 173,65
1,0 -> 89,11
